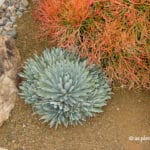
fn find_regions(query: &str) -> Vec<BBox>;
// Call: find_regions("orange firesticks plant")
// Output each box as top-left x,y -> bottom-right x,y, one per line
34,0 -> 150,89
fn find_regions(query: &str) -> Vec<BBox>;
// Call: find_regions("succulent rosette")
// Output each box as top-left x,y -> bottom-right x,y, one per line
19,48 -> 111,128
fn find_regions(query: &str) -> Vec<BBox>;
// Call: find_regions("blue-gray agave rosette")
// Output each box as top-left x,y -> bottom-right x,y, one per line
19,48 -> 111,128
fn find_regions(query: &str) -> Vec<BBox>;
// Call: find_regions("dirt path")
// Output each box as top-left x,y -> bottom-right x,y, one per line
0,2 -> 150,150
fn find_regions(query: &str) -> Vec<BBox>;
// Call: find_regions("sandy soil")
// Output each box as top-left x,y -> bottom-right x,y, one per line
0,2 -> 150,150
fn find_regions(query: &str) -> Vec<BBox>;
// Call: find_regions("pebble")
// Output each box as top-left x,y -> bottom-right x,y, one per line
116,107 -> 120,111
12,140 -> 16,143
0,0 -> 5,6
0,18 -> 5,26
7,29 -> 17,37
0,0 -> 32,38
21,0 -> 29,7
0,147 -> 8,150
22,124 -> 26,128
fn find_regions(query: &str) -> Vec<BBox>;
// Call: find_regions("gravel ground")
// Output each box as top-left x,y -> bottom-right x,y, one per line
0,0 -> 30,37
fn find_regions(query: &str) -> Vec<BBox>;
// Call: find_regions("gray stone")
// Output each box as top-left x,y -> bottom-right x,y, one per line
5,21 -> 13,28
7,29 -> 16,38
0,18 -> 5,26
5,12 -> 11,18
1,30 -> 7,36
7,6 -> 16,13
0,0 -> 5,7
16,11 -> 23,18
4,26 -> 12,31
0,4 -> 7,9
10,16 -> 16,23
21,0 -> 29,7
19,6 -> 26,12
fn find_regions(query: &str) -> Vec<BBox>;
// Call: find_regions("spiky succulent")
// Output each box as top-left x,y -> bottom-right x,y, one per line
19,48 -> 111,128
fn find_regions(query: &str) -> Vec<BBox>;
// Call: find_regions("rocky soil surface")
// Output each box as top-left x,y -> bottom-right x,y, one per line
0,0 -> 29,37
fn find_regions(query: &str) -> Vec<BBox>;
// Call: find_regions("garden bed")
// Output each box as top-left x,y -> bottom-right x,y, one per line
0,1 -> 150,150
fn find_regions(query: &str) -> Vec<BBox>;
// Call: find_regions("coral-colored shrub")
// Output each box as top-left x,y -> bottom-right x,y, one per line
34,0 -> 150,89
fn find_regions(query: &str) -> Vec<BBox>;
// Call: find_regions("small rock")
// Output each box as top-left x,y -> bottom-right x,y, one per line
0,147 -> 8,150
5,12 -> 11,18
4,26 -> 11,31
0,4 -> 7,10
15,3 -> 20,9
13,24 -> 17,28
7,6 -> 15,13
5,21 -> 13,28
6,29 -> 16,38
1,30 -> 7,35
0,0 -> 5,7
21,0 -> 29,7
116,107 -> 120,111
10,16 -> 16,23
23,124 -> 26,128
12,140 -> 15,143
0,18 -> 5,26
16,11 -> 23,18
0,27 -> 3,33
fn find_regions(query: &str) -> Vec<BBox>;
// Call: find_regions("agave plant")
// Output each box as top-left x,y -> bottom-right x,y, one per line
19,48 -> 111,128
